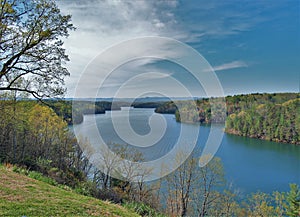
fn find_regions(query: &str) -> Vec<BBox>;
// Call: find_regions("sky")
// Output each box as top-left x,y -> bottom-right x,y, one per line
57,0 -> 299,98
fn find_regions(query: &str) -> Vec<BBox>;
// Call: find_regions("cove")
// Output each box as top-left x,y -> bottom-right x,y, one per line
73,108 -> 300,194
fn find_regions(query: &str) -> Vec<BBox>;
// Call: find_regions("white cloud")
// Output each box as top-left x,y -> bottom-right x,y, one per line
57,0 -> 188,97
212,61 -> 248,72
56,0 -> 280,97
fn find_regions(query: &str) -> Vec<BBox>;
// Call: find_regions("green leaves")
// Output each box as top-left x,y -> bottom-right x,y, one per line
0,0 -> 74,99
286,184 -> 300,217
225,94 -> 299,144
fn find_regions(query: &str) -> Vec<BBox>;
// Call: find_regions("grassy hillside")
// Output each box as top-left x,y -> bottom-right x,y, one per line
0,166 -> 139,217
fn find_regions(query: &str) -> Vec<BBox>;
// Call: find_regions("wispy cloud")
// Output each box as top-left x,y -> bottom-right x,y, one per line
212,61 -> 248,72
57,0 -> 187,97
57,0 -> 288,97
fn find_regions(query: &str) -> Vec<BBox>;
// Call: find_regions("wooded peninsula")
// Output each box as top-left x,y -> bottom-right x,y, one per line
156,92 -> 299,145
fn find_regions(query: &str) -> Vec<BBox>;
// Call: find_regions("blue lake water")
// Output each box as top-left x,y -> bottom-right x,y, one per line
73,108 -> 300,194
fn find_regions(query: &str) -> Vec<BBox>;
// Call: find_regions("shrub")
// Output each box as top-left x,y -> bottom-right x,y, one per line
123,201 -> 166,217
27,171 -> 58,186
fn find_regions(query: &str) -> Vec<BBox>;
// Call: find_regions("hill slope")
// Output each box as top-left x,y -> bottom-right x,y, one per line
0,166 -> 139,217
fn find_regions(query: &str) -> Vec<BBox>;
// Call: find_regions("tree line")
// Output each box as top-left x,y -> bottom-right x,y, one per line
46,100 -> 167,125
156,93 -> 299,145
226,98 -> 299,144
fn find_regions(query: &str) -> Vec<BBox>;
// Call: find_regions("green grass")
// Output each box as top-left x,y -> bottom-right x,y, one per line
124,201 -> 166,217
0,165 -> 140,217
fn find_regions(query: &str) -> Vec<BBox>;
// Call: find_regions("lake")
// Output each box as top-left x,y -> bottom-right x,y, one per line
73,108 -> 300,195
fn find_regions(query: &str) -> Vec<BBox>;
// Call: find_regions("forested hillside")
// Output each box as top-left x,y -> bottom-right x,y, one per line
0,99 -> 165,216
226,98 -> 299,144
156,93 -> 299,144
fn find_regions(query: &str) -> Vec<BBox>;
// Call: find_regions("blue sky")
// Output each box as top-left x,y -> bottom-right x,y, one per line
58,0 -> 299,97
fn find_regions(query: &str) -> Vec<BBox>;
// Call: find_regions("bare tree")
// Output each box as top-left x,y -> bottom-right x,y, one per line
92,144 -> 122,190
162,152 -> 225,217
164,151 -> 198,217
195,155 -> 225,217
